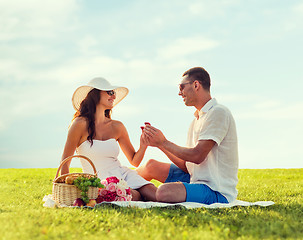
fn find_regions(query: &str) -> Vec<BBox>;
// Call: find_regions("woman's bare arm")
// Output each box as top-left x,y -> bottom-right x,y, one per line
116,121 -> 147,167
60,118 -> 87,174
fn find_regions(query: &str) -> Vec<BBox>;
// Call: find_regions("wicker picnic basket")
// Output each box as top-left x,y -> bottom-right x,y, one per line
52,155 -> 99,206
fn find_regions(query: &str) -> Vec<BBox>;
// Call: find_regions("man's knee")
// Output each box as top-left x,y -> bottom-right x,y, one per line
156,184 -> 170,202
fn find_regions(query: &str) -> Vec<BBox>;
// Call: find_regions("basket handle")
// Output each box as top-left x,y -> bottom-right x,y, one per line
54,155 -> 97,179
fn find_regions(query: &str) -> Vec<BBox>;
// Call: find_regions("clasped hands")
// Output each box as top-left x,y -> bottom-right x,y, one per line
140,122 -> 167,148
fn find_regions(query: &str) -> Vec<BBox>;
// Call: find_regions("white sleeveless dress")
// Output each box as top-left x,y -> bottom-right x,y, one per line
76,138 -> 151,189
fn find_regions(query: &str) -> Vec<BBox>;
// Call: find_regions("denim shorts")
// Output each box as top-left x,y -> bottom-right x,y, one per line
165,164 -> 228,205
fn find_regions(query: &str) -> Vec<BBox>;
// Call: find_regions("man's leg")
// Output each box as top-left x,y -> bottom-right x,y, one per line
156,182 -> 186,203
157,182 -> 229,204
136,159 -> 171,183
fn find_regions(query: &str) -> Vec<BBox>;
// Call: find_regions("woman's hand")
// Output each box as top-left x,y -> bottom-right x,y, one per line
140,127 -> 149,148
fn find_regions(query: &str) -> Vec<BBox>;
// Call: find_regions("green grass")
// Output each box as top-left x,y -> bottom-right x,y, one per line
0,168 -> 302,240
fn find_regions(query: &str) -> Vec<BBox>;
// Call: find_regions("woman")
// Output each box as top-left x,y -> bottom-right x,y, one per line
61,77 -> 157,201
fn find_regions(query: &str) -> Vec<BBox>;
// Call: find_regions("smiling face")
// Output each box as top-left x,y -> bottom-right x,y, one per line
178,76 -> 196,106
99,90 -> 116,109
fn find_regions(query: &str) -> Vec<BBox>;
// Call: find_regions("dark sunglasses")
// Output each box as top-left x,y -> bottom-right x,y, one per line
106,90 -> 116,96
179,82 -> 193,91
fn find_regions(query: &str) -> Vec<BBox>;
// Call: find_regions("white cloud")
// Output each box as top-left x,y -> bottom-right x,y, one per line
217,93 -> 259,103
188,0 -> 239,18
0,45 -> 63,84
0,121 -> 5,131
236,102 -> 303,120
217,94 -> 303,120
257,101 -> 303,120
77,35 -> 99,54
34,54 -> 187,87
293,2 -> 303,13
0,0 -> 80,85
0,83 -> 72,131
260,2 -> 303,33
0,0 -> 79,40
0,52 -> 184,132
253,100 -> 280,110
284,2 -> 303,31
158,37 -> 219,59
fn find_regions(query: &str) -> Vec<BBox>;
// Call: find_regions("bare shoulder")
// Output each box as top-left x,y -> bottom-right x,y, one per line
111,119 -> 126,131
69,117 -> 88,132
111,119 -> 128,138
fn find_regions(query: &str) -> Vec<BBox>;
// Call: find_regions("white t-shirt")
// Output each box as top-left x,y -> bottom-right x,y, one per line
185,98 -> 239,202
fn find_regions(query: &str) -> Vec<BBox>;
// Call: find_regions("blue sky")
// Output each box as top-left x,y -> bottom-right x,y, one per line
0,0 -> 302,169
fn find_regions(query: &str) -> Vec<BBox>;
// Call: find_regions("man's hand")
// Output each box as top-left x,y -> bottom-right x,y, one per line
143,125 -> 167,147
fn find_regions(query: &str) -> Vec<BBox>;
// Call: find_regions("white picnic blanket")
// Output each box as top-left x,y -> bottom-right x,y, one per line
42,195 -> 274,209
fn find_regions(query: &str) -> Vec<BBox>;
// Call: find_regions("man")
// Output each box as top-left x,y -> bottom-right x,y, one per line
137,67 -> 239,204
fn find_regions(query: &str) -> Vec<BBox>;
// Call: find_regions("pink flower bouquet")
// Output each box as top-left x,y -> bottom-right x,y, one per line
96,176 -> 132,203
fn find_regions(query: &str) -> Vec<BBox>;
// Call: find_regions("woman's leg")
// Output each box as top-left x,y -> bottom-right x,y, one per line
137,183 -> 158,202
131,189 -> 142,201
136,159 -> 171,183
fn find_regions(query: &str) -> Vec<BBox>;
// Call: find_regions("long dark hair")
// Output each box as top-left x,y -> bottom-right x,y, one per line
73,89 -> 111,145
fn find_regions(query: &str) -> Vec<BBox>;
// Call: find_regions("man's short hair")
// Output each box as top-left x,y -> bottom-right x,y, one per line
182,67 -> 211,91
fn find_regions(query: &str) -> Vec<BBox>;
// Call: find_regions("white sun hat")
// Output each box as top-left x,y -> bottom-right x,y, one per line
72,77 -> 129,111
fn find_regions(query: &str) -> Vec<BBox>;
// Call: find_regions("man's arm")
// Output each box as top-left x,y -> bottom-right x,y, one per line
158,146 -> 188,172
144,125 -> 215,164
161,139 -> 215,164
